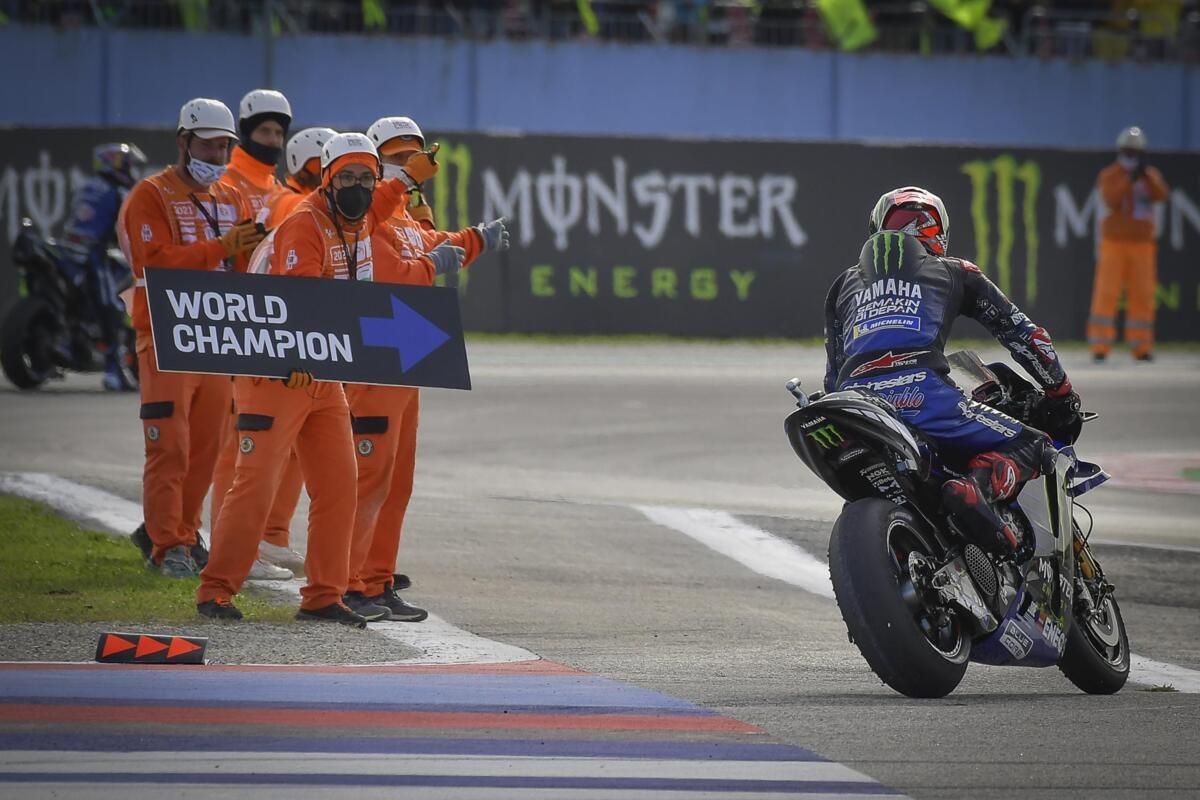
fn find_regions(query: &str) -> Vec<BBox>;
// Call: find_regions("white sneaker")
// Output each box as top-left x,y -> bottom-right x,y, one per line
247,558 -> 294,581
258,542 -> 305,572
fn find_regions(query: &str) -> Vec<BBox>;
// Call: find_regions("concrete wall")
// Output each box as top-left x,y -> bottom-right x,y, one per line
3,26 -> 1197,149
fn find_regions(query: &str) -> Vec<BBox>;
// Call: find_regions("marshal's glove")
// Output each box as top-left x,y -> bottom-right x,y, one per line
475,217 -> 510,253
220,220 -> 268,257
1037,384 -> 1083,444
279,369 -> 313,390
397,143 -> 440,191
424,242 -> 465,277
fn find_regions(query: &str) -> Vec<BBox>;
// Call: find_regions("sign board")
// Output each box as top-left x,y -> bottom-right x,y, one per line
3,127 -> 1198,341
144,267 -> 471,390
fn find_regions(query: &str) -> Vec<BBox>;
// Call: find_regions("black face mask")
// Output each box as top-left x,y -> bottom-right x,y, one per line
331,185 -> 373,221
242,139 -> 282,167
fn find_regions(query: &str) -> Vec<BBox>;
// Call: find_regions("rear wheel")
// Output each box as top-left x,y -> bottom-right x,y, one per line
829,499 -> 969,698
0,298 -> 59,389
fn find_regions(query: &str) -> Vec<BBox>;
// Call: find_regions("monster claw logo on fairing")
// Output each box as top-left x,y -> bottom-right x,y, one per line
848,350 -> 929,377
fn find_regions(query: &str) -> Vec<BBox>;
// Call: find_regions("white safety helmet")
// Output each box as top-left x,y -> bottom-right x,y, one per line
286,127 -> 337,176
367,116 -> 425,154
239,89 -> 292,140
1116,126 -> 1147,151
321,132 -> 380,174
239,89 -> 292,124
177,98 -> 238,140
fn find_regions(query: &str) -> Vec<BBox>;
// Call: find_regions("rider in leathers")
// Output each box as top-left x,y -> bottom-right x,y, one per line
60,142 -> 147,391
823,187 -> 1083,555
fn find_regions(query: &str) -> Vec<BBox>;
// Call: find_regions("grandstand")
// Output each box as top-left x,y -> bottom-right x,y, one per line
4,1 -> 1197,61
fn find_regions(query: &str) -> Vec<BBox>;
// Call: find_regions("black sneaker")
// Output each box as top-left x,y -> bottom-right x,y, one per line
392,573 -> 412,591
1134,352 -> 1155,363
190,533 -> 209,570
296,602 -> 367,628
367,585 -> 428,622
343,591 -> 392,622
1092,353 -> 1107,364
197,597 -> 243,620
130,523 -> 153,563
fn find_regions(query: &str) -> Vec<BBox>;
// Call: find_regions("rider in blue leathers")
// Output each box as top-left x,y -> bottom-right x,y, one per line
60,142 -> 147,391
823,187 -> 1083,555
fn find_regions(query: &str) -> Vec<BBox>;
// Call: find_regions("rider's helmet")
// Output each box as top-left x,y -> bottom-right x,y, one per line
93,143 -> 148,189
868,186 -> 950,257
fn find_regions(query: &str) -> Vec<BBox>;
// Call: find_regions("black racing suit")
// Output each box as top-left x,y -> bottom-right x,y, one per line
823,232 -> 1074,553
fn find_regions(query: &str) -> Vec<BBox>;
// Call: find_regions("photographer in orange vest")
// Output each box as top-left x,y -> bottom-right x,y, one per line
119,98 -> 263,577
1087,126 -> 1169,363
196,133 -> 439,625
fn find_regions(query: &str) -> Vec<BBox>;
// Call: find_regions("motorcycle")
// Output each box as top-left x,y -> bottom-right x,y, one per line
1,217 -> 137,390
784,350 -> 1129,698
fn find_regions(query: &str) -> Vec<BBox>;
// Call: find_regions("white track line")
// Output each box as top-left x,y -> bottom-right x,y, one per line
0,472 -> 536,666
635,503 -> 1200,693
636,505 -> 834,599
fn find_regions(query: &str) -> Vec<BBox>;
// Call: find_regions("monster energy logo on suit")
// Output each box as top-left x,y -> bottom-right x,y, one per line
871,231 -> 906,274
144,268 -> 471,389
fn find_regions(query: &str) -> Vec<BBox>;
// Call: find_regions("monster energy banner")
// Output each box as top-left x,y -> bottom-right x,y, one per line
2,127 -> 1199,340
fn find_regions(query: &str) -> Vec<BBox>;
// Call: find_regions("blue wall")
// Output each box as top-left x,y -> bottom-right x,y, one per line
3,25 -> 1197,150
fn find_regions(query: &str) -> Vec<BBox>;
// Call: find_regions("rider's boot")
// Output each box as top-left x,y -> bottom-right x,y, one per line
942,449 -> 1040,556
102,348 -> 136,392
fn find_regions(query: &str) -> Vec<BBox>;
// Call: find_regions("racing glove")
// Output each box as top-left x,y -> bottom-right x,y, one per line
475,217 -> 510,253
424,242 -> 465,277
279,370 -> 314,390
396,143 -> 440,191
1037,386 -> 1083,444
219,220 -> 268,257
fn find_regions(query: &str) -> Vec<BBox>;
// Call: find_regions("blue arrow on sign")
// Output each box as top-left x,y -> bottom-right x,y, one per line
359,295 -> 451,372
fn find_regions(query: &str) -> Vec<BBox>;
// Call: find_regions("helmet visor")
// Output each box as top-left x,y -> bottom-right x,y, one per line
883,205 -> 945,255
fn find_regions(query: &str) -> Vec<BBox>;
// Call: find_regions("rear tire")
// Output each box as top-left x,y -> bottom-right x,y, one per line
829,499 -> 969,698
0,298 -> 58,390
1058,592 -> 1129,695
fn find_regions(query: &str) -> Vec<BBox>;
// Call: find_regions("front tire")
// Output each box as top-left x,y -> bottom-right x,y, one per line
0,298 -> 58,389
1058,592 -> 1129,694
829,499 -> 969,698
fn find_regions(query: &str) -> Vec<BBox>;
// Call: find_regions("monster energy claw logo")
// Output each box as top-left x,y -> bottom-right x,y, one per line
961,155 -> 1041,303
807,424 -> 844,450
871,231 -> 905,275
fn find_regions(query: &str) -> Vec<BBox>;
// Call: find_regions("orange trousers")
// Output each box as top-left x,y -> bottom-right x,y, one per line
137,347 -> 230,563
210,399 -> 305,548
1087,238 -> 1157,357
197,377 -> 357,610
345,385 -> 420,596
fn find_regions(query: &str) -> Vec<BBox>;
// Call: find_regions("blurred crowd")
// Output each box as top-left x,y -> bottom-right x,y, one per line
3,0 -> 1196,60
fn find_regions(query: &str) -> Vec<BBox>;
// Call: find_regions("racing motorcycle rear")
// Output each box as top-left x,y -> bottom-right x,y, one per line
784,351 -> 1128,698
1,217 -> 137,389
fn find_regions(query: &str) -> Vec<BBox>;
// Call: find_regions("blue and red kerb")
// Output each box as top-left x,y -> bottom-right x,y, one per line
0,660 -> 903,796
